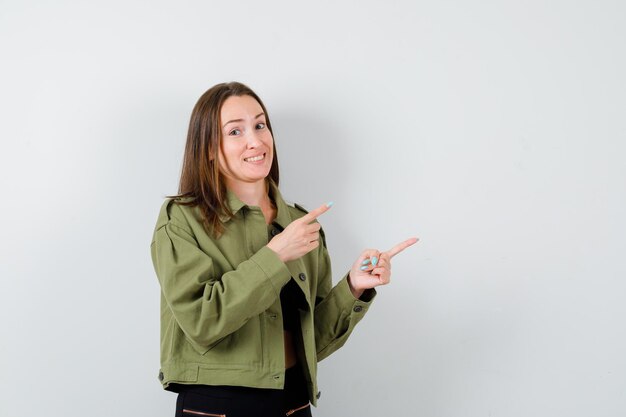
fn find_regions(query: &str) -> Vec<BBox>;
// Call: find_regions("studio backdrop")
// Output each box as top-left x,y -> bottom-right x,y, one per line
1,1 -> 625,416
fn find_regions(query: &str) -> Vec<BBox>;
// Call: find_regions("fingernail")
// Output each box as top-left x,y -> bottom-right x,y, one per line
372,256 -> 378,266
326,201 -> 334,207
361,259 -> 371,266
360,265 -> 368,271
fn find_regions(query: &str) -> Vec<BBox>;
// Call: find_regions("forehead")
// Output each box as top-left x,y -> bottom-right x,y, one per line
220,95 -> 263,121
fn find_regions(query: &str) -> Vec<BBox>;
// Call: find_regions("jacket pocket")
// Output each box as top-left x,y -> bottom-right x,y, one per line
198,316 -> 264,366
200,334 -> 229,355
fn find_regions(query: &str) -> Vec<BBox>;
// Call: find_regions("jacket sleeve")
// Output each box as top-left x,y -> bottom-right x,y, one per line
150,214 -> 291,353
313,234 -> 376,361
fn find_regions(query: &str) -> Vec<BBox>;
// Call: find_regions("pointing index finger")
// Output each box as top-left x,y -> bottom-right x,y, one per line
300,202 -> 333,223
386,237 -> 419,258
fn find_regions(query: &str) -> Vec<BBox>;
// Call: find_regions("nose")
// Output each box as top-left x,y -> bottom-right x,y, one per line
246,130 -> 263,148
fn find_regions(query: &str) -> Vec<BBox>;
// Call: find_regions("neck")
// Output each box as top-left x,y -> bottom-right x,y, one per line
227,179 -> 270,208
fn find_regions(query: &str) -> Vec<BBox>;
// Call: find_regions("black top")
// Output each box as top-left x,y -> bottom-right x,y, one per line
268,222 -> 308,332
280,278 -> 305,331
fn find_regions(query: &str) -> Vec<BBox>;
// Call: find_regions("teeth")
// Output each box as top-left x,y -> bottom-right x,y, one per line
244,154 -> 265,162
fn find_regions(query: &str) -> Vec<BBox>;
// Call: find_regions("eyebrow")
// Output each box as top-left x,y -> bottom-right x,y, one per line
222,112 -> 265,128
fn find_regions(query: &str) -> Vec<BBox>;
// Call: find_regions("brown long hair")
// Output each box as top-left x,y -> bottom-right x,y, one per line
170,82 -> 280,237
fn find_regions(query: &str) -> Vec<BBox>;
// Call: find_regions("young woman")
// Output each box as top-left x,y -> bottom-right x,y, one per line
150,82 -> 417,417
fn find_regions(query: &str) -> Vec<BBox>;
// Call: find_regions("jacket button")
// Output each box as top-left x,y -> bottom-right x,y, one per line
158,371 -> 164,381
353,305 -> 363,313
271,228 -> 279,236
316,391 -> 322,399
298,273 -> 306,281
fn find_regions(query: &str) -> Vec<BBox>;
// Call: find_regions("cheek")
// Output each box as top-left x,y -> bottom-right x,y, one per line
217,146 -> 234,172
219,141 -> 238,163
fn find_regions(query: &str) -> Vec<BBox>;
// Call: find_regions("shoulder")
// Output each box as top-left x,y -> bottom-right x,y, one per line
154,196 -> 198,232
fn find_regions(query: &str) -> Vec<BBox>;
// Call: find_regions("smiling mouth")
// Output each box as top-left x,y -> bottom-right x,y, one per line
244,153 -> 265,162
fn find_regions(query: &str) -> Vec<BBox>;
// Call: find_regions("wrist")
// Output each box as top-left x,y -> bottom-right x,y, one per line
347,273 -> 365,299
266,243 -> 287,263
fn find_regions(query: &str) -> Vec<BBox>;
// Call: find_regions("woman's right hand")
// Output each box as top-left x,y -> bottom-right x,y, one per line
267,202 -> 332,263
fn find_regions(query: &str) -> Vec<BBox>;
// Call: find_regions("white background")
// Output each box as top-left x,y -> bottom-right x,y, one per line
1,1 -> 625,416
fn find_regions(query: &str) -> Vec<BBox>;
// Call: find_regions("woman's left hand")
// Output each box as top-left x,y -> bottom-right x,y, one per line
347,238 -> 418,299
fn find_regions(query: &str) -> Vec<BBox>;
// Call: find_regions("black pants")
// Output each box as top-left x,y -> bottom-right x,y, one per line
173,366 -> 312,417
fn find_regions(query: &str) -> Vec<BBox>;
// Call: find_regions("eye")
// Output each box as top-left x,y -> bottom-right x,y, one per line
256,122 -> 266,130
228,128 -> 241,136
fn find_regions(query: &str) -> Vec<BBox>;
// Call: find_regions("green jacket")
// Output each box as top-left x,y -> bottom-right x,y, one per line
150,184 -> 375,406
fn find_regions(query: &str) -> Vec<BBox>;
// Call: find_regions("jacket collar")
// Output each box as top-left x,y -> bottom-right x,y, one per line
221,180 -> 292,229
270,183 -> 293,231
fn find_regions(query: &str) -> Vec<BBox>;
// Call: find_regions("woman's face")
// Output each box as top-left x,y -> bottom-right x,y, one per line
218,95 -> 274,189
